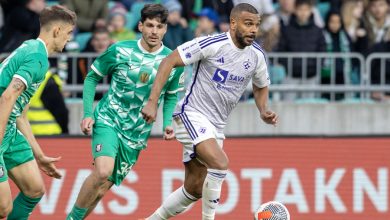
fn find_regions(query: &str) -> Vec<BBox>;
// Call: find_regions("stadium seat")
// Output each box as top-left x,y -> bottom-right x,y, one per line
75,32 -> 92,51
295,98 -> 330,104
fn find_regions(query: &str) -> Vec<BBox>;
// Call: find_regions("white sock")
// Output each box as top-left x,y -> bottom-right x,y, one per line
147,186 -> 198,220
202,169 -> 227,220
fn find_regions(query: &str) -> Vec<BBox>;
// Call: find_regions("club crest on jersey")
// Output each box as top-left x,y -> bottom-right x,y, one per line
0,166 -> 4,178
212,68 -> 229,84
139,72 -> 150,83
243,60 -> 252,70
95,144 -> 102,152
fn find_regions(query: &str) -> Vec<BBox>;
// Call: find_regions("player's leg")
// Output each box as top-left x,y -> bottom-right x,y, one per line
83,139 -> 141,218
67,124 -> 118,220
83,180 -> 113,218
195,138 -> 228,220
4,131 -> 44,220
146,159 -> 205,220
6,160 -> 45,220
0,160 -> 13,218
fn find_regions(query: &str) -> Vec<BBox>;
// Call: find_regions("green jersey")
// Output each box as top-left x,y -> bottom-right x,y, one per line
0,39 -> 49,126
90,40 -> 184,150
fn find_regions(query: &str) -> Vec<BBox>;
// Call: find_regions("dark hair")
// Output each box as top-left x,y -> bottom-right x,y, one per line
39,5 -> 77,28
140,4 -> 168,24
295,0 -> 314,7
93,26 -> 109,37
230,3 -> 258,18
325,11 -> 343,32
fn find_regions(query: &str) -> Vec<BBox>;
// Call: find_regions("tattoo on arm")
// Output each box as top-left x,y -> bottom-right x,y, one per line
11,78 -> 25,92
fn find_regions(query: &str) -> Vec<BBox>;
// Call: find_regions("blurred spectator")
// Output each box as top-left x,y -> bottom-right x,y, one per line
162,0 -> 193,49
108,3 -> 136,42
277,0 -> 326,101
72,27 -> 112,99
276,0 -> 324,28
256,14 -> 280,52
84,27 -> 112,53
321,11 -> 352,101
0,0 -> 45,52
28,71 -> 69,135
365,0 -> 390,100
195,7 -> 219,37
341,0 -> 368,54
203,0 -> 234,31
277,0 -> 296,27
61,0 -> 108,33
370,40 -> 390,101
365,0 -> 390,49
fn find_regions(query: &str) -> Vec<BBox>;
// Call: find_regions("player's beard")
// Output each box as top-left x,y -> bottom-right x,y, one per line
235,29 -> 252,48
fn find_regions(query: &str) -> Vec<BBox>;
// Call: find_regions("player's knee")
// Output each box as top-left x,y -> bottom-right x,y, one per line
94,168 -> 113,184
0,202 -> 12,219
23,185 -> 45,199
209,156 -> 229,170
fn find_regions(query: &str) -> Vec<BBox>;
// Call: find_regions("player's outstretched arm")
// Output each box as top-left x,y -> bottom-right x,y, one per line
142,49 -> 185,124
16,104 -> 62,179
253,84 -> 278,126
0,77 -> 25,144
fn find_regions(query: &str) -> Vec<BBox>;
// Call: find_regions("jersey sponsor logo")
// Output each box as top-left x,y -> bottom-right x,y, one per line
95,144 -> 102,152
139,72 -> 150,83
0,166 -> 4,178
228,74 -> 245,83
212,68 -> 229,84
181,42 -> 197,51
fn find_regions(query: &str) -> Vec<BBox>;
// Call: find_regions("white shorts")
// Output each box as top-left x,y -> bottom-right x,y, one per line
173,111 -> 225,163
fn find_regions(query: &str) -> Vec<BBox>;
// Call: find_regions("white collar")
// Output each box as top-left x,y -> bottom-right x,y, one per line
137,39 -> 164,55
36,38 -> 48,56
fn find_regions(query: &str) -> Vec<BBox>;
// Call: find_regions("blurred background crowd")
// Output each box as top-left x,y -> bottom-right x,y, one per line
0,0 -> 389,135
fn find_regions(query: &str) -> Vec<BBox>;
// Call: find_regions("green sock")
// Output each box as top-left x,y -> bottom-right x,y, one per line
66,205 -> 88,220
7,192 -> 42,220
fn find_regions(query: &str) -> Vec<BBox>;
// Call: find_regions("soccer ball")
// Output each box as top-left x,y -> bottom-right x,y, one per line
254,201 -> 290,220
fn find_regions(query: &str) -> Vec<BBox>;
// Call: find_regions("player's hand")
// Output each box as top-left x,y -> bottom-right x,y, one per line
261,110 -> 278,126
37,155 -> 62,179
163,126 -> 175,140
141,101 -> 158,124
80,117 -> 94,135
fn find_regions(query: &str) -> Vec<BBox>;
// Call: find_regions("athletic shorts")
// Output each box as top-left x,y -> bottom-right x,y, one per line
91,122 -> 140,186
0,128 -> 34,183
173,111 -> 225,163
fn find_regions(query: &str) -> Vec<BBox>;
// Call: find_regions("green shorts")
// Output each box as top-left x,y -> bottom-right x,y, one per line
91,123 -> 141,186
0,129 -> 34,183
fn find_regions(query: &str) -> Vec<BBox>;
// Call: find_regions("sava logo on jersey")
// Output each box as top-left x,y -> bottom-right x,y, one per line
212,68 -> 245,85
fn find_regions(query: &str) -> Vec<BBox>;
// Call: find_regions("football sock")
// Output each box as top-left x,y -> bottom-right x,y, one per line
66,205 -> 88,220
147,186 -> 198,220
7,192 -> 41,220
202,169 -> 227,220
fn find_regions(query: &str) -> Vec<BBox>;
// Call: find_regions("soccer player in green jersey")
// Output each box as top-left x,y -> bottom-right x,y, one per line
66,4 -> 184,220
0,5 -> 76,219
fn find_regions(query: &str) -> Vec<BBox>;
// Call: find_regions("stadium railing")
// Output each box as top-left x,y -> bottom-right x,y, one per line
1,52 -> 389,102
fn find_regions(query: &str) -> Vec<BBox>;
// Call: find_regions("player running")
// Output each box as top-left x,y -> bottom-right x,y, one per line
141,3 -> 278,220
0,5 -> 76,219
66,4 -> 184,220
